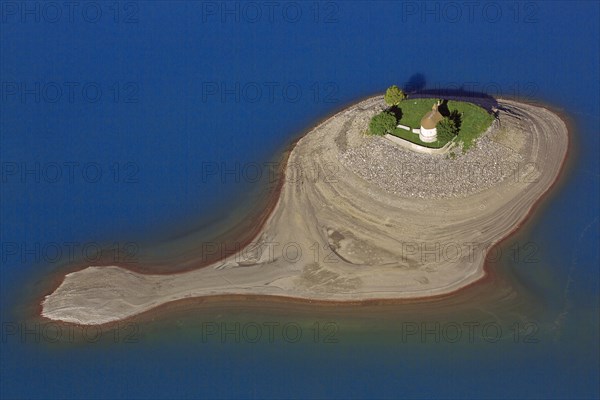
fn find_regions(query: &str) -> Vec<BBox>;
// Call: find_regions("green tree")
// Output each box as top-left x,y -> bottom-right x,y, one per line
369,112 -> 397,136
437,117 -> 459,142
384,85 -> 406,106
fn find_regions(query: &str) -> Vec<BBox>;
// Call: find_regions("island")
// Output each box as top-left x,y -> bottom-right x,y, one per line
41,88 -> 569,325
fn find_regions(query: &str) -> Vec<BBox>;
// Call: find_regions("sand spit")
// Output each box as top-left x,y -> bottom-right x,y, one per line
41,97 -> 568,325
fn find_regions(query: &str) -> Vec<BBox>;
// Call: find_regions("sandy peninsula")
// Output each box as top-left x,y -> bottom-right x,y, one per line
41,96 -> 569,325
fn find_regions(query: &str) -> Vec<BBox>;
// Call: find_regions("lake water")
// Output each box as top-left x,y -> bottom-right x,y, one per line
1,1 -> 598,398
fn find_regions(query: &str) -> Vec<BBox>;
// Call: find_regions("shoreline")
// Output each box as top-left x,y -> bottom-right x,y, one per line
24,96 -> 373,324
35,94 -> 571,326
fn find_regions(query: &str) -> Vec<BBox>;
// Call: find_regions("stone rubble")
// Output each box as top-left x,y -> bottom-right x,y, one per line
338,120 -> 526,199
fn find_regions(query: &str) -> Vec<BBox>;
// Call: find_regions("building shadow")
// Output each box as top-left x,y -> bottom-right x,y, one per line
435,100 -> 463,130
438,99 -> 450,116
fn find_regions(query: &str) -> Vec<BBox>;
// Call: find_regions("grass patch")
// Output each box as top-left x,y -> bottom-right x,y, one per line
393,98 -> 494,150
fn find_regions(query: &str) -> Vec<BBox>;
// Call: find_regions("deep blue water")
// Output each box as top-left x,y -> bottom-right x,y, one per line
1,1 -> 599,399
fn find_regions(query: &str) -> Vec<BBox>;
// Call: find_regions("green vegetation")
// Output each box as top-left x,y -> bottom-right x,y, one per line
384,85 -> 406,106
368,111 -> 397,136
437,117 -> 459,142
367,91 -> 494,150
387,98 -> 494,150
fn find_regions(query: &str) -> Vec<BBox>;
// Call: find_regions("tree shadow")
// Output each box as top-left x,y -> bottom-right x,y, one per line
414,85 -> 499,112
400,74 -> 500,113
437,100 -> 463,131
387,105 -> 403,121
402,73 -> 426,94
448,109 -> 462,131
